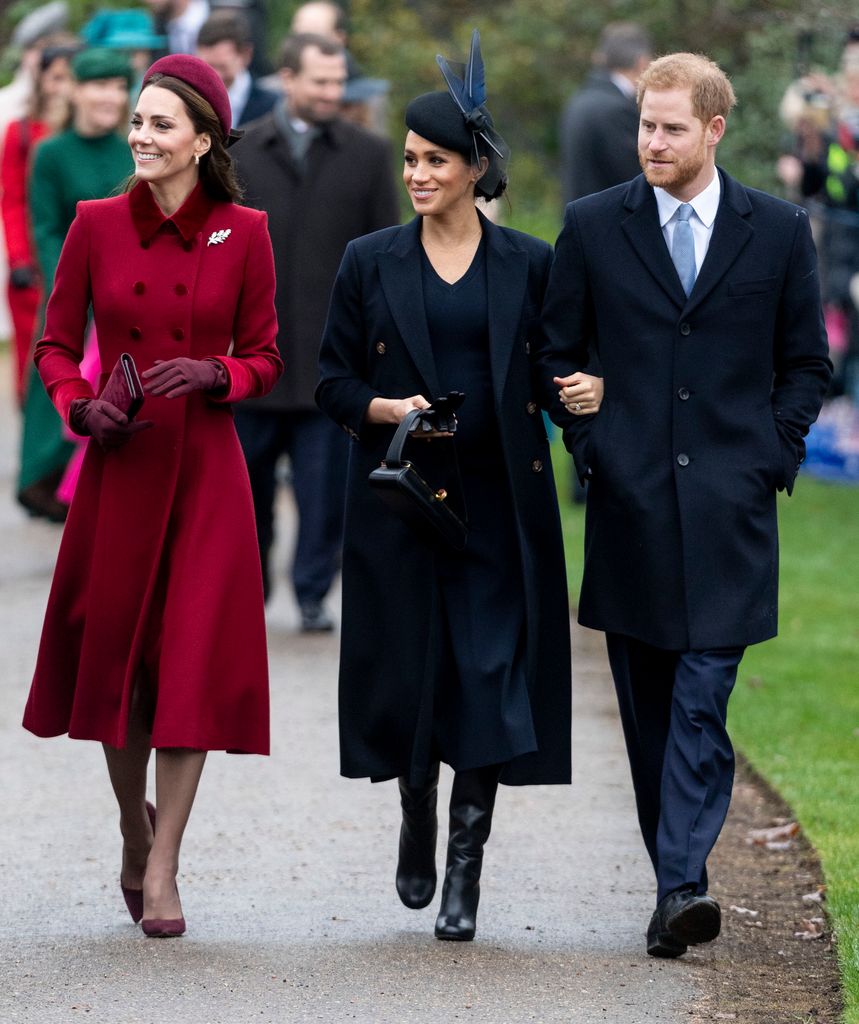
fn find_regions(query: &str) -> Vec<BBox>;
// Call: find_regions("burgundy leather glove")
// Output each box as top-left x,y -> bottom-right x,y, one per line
70,398 -> 154,451
142,357 -> 227,398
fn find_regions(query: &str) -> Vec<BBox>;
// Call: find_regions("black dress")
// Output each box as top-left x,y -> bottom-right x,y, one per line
414,236 -> 538,775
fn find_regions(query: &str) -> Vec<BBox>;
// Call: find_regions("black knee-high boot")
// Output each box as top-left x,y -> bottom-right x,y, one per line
435,764 -> 502,941
396,763 -> 440,909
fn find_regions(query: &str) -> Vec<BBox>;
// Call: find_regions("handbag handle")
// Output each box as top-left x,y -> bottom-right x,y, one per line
383,408 -> 425,468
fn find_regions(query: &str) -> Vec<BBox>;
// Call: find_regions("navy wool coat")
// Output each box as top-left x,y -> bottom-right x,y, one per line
537,170 -> 832,651
316,215 -> 572,786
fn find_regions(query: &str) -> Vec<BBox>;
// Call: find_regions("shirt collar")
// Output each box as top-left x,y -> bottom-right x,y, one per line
654,168 -> 722,228
609,72 -> 637,100
227,68 -> 252,122
129,180 -> 216,243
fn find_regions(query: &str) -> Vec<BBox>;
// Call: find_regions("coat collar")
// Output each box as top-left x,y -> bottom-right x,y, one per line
129,180 -> 217,243
620,168 -> 754,311
375,213 -> 529,405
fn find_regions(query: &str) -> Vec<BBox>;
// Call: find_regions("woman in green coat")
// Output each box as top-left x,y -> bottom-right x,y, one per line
17,47 -> 134,521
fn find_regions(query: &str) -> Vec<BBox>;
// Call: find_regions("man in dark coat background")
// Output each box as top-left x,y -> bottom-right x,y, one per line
559,22 -> 652,205
232,32 -> 399,630
196,10 -> 278,127
541,53 -> 831,958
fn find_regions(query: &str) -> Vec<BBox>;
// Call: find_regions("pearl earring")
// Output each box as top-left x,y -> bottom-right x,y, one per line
194,153 -> 200,166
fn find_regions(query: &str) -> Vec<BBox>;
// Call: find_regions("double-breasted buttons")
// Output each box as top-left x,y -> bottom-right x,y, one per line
526,401 -> 537,415
677,387 -> 690,401
531,459 -> 543,473
133,281 -> 145,295
679,322 -> 691,336
174,283 -> 188,296
172,328 -> 185,341
129,326 -> 142,340
182,240 -> 193,252
140,240 -> 150,250
375,342 -> 386,355
677,453 -> 690,467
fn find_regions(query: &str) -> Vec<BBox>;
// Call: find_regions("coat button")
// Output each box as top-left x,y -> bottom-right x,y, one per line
677,453 -> 690,467
129,326 -> 142,340
183,240 -> 193,252
174,283 -> 188,296
678,387 -> 690,400
526,401 -> 537,415
133,281 -> 145,294
531,459 -> 543,473
140,240 -> 149,250
172,327 -> 185,341
375,342 -> 386,354
679,322 -> 691,336
525,341 -> 531,355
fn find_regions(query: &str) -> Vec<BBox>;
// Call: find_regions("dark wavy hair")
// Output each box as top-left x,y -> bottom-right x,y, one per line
126,73 -> 242,203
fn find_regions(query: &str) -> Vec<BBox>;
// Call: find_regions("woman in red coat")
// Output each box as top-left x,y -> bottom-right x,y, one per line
22,56 -> 282,937
0,42 -> 75,401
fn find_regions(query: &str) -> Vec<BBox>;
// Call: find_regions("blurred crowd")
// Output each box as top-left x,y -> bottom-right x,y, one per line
777,26 -> 859,403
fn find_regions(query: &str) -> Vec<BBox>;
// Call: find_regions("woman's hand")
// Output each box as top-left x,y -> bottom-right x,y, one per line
366,395 -> 431,424
554,372 -> 604,416
142,358 -> 227,398
366,395 -> 454,439
70,398 -> 153,451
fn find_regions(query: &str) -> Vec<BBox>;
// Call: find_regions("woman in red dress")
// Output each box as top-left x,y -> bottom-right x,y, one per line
0,42 -> 75,402
22,56 -> 282,937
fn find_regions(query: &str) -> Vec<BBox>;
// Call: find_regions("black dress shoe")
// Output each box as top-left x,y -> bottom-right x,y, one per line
300,601 -> 334,632
664,890 -> 721,945
396,765 -> 439,909
646,905 -> 688,958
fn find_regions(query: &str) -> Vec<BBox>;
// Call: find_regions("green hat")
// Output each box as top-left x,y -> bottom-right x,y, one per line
72,46 -> 133,86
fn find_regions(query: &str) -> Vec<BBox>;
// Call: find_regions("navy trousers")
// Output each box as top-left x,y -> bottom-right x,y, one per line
605,634 -> 745,903
234,407 -> 347,606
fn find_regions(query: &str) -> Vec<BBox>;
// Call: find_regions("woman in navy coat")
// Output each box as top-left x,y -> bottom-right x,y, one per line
317,33 -> 602,941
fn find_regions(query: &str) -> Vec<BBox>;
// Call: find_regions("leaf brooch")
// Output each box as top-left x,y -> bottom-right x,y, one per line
207,228 -> 231,246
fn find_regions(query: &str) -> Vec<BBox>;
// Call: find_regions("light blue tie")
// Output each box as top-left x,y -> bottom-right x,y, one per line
671,203 -> 697,296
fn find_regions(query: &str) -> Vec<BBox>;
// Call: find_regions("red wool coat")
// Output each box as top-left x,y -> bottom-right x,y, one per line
22,182 -> 282,753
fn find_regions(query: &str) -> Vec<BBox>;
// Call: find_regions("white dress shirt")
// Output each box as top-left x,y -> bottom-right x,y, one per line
227,68 -> 252,125
654,170 -> 722,275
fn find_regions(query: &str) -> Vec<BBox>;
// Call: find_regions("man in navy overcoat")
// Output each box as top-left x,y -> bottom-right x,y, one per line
538,52 -> 832,957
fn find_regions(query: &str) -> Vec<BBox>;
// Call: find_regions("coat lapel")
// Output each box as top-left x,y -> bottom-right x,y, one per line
375,218 -> 441,397
483,215 -> 529,405
621,175 -> 688,308
683,170 -> 753,316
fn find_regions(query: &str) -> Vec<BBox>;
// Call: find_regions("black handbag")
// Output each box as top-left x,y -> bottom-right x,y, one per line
368,408 -> 468,551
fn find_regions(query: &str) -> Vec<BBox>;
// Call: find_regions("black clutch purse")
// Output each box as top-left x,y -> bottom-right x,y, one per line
368,406 -> 468,551
100,352 -> 144,420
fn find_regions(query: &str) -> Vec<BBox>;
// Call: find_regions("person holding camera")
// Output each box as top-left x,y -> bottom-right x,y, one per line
317,31 -> 602,943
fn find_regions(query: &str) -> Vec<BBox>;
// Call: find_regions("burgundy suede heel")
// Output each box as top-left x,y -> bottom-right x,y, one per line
141,916 -> 186,938
120,801 -> 156,923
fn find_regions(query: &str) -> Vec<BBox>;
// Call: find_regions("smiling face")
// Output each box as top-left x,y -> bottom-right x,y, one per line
281,45 -> 346,124
128,85 -> 211,192
637,87 -> 724,200
403,131 -> 483,218
73,77 -> 129,136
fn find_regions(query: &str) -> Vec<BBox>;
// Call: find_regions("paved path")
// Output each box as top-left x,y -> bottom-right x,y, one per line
0,352 -> 701,1022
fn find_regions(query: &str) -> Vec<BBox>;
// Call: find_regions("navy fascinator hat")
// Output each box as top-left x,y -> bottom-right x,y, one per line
404,29 -> 509,200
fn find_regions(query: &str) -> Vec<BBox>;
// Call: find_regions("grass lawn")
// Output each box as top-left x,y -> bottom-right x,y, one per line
552,445 -> 859,1022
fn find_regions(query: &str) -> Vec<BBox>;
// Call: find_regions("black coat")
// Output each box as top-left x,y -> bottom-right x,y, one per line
236,82 -> 278,127
233,113 -> 399,411
559,71 -> 641,204
316,215 -> 572,786
537,170 -> 832,650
